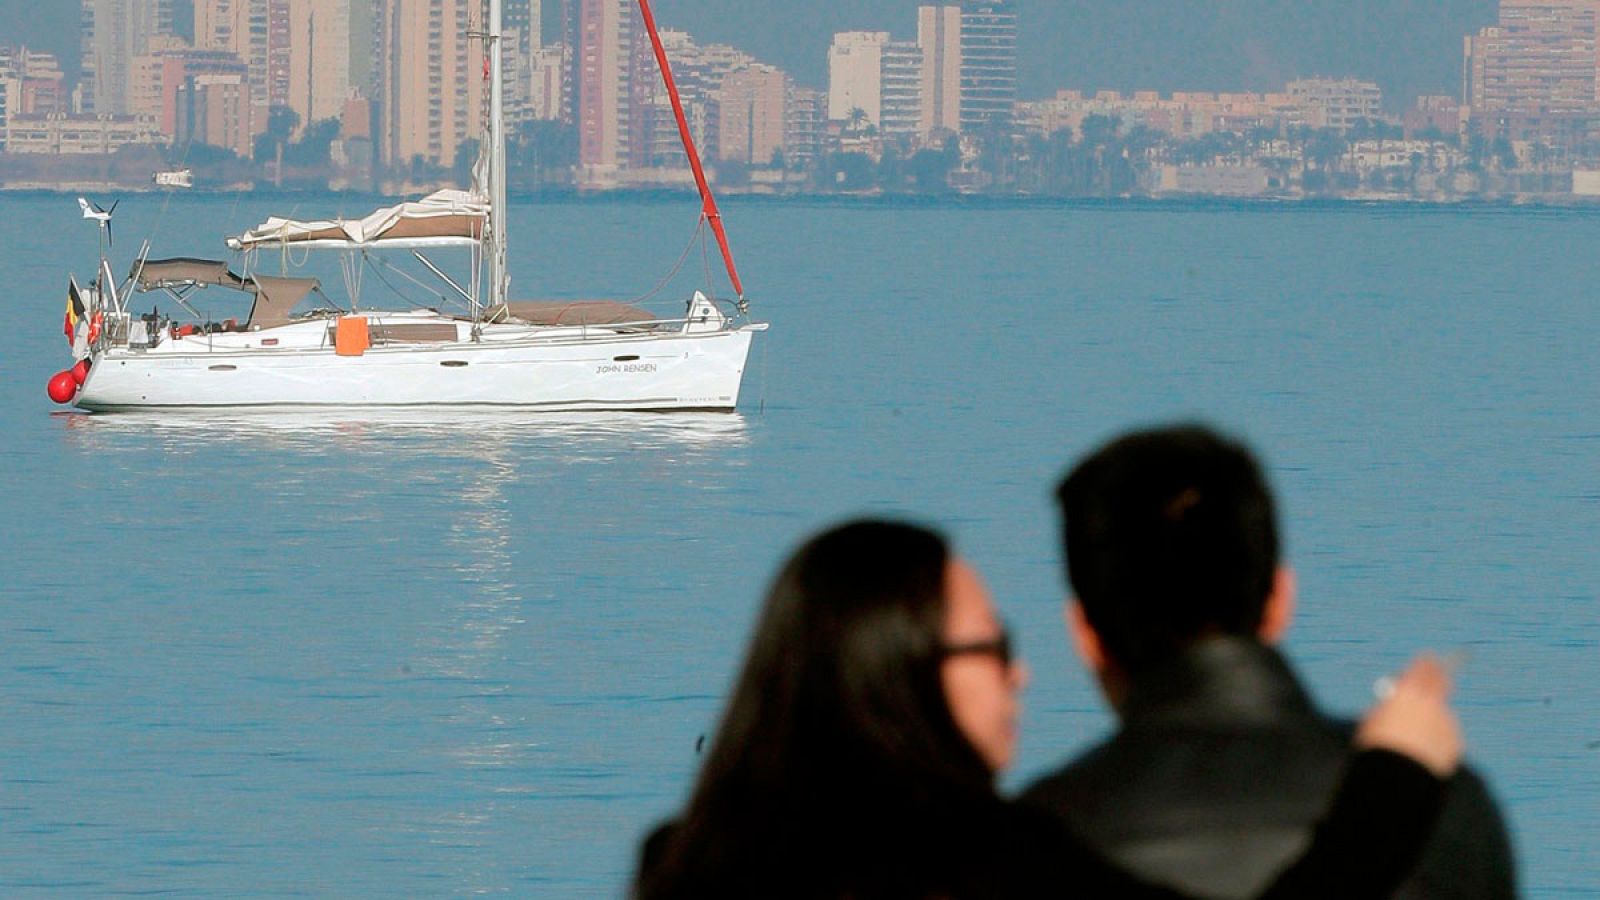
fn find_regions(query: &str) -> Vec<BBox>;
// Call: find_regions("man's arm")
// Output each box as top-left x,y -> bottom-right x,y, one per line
1260,748 -> 1448,899
1400,766 -> 1518,900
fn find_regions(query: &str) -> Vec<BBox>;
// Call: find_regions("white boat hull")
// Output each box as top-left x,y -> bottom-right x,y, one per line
76,326 -> 760,412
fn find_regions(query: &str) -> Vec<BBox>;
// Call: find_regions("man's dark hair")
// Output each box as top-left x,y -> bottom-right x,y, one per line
1057,423 -> 1280,674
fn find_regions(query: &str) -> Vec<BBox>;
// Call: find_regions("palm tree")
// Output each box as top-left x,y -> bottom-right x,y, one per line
844,107 -> 871,139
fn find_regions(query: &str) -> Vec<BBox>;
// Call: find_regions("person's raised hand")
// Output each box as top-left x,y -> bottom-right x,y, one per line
1355,653 -> 1462,778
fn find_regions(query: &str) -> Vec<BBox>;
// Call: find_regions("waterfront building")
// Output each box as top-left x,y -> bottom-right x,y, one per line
1465,0 -> 1600,144
176,63 -> 255,158
716,64 -> 788,166
82,0 -> 179,115
506,0 -> 541,44
0,46 -> 68,139
528,46 -> 568,121
3,111 -> 162,154
375,0 -> 486,171
829,31 -> 889,127
1017,89 -> 1292,142
349,0 -> 373,98
881,41 -> 923,140
194,0 -> 286,126
120,44 -> 256,153
1285,78 -> 1383,131
959,0 -> 1017,130
127,34 -> 190,124
917,5 -> 961,137
1347,139 -> 1466,173
287,0 -> 351,132
630,30 -> 756,172
499,0 -> 542,128
784,85 -> 827,169
1405,95 -> 1464,138
0,48 -> 15,152
0,68 -> 8,153
573,0 -> 640,176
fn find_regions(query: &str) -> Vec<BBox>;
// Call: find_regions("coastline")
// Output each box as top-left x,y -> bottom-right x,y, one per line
7,181 -> 1600,212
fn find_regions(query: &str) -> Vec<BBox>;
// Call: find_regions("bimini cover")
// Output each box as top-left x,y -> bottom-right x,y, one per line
227,190 -> 489,250
132,257 -> 248,291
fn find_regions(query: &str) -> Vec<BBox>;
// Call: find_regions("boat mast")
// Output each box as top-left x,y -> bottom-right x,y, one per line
487,0 -> 508,311
635,0 -> 747,311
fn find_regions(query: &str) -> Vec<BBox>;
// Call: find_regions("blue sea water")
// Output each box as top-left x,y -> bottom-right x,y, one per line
0,192 -> 1596,895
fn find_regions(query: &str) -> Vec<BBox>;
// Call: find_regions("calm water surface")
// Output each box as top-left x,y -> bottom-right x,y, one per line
0,194 -> 1596,895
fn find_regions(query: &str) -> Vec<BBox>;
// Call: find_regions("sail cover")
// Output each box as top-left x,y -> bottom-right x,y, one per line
227,190 -> 488,250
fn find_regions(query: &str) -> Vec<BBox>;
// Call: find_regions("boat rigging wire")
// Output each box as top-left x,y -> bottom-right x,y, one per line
629,215 -> 705,305
701,224 -> 714,299
365,250 -> 464,312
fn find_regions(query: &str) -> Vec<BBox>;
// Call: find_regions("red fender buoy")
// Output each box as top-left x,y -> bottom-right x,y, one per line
70,359 -> 91,385
47,370 -> 78,404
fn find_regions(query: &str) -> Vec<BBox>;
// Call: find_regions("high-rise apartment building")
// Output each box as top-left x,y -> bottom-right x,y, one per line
1465,0 -> 1600,142
1286,78 -> 1382,131
82,0 -> 176,115
881,41 -> 923,138
959,0 -> 1017,130
828,31 -> 922,139
506,0 -> 541,46
917,5 -> 961,137
349,0 -> 373,96
0,76 -> 9,152
171,52 -> 256,156
628,29 -> 757,171
287,0 -> 351,130
128,34 -> 189,123
716,64 -> 787,165
784,85 -> 827,169
574,0 -> 638,174
0,46 -> 68,122
528,46 -> 567,121
194,0 -> 288,123
376,0 -> 486,170
828,31 -> 888,125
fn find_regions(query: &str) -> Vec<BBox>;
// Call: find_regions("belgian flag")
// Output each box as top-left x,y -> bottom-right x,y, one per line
63,277 -> 85,345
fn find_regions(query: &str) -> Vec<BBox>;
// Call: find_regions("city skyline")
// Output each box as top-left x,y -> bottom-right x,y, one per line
9,0 -> 1600,202
1,0 -> 1501,107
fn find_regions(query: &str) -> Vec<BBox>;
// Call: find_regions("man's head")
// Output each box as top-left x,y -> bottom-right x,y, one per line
1057,423 -> 1294,683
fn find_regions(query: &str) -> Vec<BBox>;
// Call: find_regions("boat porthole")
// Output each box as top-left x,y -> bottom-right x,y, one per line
441,360 -> 469,368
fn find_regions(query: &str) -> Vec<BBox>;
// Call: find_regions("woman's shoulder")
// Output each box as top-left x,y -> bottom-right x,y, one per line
632,819 -> 684,898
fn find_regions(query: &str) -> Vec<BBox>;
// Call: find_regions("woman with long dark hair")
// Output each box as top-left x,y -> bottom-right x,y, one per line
635,520 -> 1458,899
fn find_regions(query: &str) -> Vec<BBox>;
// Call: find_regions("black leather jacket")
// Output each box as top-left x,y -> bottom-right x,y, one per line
1020,637 -> 1516,899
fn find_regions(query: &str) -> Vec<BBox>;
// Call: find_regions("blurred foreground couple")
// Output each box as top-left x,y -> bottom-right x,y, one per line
634,423 -> 1516,899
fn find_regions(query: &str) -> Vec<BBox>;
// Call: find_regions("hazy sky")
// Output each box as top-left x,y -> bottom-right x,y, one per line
2,0 -> 1501,107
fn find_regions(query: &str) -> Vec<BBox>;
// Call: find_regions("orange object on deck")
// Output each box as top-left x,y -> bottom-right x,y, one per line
335,316 -> 371,356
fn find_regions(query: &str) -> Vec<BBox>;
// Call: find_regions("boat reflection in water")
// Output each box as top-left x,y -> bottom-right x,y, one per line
54,405 -> 753,887
57,408 -> 751,458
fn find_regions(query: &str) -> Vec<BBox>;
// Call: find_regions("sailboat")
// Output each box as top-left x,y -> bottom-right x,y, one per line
48,0 -> 765,413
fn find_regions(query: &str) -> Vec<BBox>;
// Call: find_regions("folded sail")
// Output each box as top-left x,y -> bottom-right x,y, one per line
227,190 -> 489,250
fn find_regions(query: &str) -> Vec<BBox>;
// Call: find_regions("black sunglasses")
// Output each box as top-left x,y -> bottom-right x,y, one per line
939,625 -> 1015,667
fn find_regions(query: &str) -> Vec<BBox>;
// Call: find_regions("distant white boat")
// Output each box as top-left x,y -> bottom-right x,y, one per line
53,0 -> 764,413
152,169 -> 193,188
